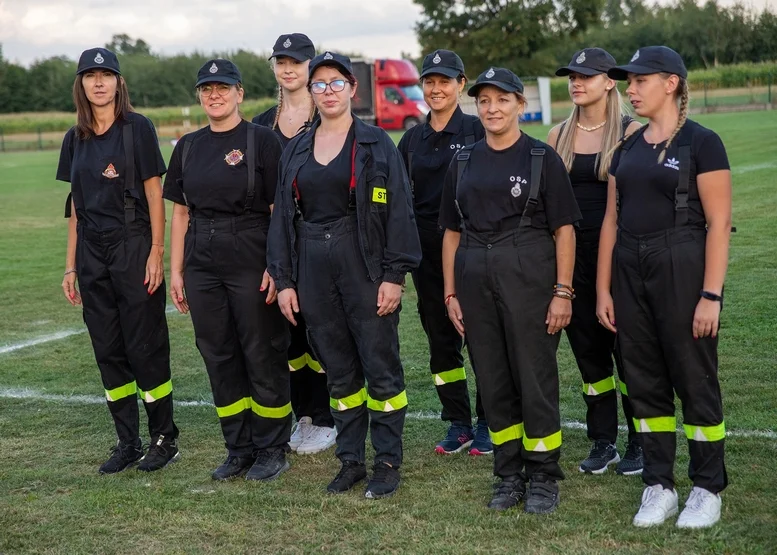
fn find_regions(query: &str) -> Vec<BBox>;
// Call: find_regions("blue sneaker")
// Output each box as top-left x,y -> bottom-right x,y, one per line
435,424 -> 474,454
469,420 -> 493,456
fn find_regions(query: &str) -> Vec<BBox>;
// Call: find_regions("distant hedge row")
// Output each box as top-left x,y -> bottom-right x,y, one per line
548,61 -> 777,102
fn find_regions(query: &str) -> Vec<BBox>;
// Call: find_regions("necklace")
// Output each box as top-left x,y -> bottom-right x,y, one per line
576,120 -> 606,132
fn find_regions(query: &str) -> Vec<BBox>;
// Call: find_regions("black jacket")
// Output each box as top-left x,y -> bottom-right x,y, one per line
267,116 -> 421,290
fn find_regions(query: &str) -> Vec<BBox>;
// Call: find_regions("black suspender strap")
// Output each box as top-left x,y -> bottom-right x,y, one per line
122,122 -> 136,224
245,125 -> 256,213
453,149 -> 470,222
406,127 -> 421,199
615,126 -> 647,217
463,118 -> 475,146
520,148 -> 545,227
675,140 -> 691,228
180,137 -> 192,209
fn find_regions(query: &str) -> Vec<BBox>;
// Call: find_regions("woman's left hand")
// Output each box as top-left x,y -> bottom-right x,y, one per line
546,296 -> 572,335
145,246 -> 164,295
377,282 -> 402,316
693,297 -> 721,339
260,270 -> 278,304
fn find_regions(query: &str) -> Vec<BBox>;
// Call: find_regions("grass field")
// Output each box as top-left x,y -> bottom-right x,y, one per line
1,112 -> 776,554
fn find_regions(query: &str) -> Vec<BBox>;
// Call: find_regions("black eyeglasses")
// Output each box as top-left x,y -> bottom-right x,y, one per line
310,79 -> 347,95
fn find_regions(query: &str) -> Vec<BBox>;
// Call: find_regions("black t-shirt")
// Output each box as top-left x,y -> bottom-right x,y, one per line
296,124 -> 356,224
163,120 -> 283,218
253,105 -> 317,150
439,133 -> 581,233
569,153 -> 607,230
610,119 -> 729,235
56,112 -> 166,231
397,106 -> 485,222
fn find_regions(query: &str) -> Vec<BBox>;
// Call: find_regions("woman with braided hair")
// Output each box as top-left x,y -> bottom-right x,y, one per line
253,34 -> 336,456
597,46 -> 731,529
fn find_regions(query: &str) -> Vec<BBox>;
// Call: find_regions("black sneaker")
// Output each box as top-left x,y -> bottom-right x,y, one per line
327,461 -> 368,494
579,440 -> 620,474
99,439 -> 143,474
246,449 -> 290,482
364,462 -> 401,499
616,440 -> 644,476
138,435 -> 180,472
211,455 -> 255,481
487,475 -> 526,510
524,474 -> 560,514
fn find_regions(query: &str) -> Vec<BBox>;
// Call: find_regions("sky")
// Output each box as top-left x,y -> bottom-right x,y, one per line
1,0 -> 774,67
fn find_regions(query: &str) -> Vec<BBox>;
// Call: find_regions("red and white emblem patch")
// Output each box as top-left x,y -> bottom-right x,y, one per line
224,149 -> 244,166
102,163 -> 119,179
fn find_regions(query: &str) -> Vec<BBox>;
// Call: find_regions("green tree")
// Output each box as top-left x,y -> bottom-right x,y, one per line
106,34 -> 152,56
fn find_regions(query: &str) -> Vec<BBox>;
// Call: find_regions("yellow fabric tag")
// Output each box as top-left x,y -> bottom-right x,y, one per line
372,188 -> 387,204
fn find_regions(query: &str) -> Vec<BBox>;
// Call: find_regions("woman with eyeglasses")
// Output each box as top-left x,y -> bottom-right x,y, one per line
267,52 -> 421,499
57,47 -> 179,475
253,33 -> 336,456
164,59 -> 291,482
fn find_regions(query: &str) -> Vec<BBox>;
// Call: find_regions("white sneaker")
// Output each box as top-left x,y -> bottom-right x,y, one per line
297,425 -> 337,455
289,416 -> 312,452
677,487 -> 722,529
633,484 -> 679,527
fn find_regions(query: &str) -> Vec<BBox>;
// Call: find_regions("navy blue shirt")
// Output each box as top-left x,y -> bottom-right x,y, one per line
56,112 -> 166,231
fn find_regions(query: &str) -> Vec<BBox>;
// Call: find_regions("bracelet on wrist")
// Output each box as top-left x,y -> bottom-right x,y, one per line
700,290 -> 723,303
554,283 -> 574,293
553,290 -> 575,300
64,269 -> 77,276
445,293 -> 457,305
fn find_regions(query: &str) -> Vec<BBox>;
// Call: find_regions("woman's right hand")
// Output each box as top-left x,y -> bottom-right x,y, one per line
446,296 -> 465,337
278,288 -> 300,326
62,271 -> 81,306
596,291 -> 617,333
170,271 -> 189,314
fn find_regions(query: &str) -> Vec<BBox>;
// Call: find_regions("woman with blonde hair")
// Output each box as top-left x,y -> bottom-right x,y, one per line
548,48 -> 642,476
253,33 -> 336,456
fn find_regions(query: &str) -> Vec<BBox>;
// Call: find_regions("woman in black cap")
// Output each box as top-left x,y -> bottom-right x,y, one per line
548,48 -> 642,476
267,51 -> 421,499
599,46 -> 731,529
164,59 -> 291,482
58,47 -> 179,474
440,67 -> 581,513
253,34 -> 335,456
397,49 -> 490,456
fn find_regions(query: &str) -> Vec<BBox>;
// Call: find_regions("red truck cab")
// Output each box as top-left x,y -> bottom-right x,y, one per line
352,59 -> 429,131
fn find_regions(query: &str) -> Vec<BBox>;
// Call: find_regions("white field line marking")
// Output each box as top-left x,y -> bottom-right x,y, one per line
1,387 -> 774,440
0,306 -> 181,355
732,162 -> 777,175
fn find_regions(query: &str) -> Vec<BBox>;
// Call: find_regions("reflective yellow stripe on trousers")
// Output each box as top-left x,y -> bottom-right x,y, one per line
105,381 -> 137,402
582,376 -> 616,396
634,416 -> 676,433
367,391 -> 408,412
684,422 -> 726,442
489,423 -> 524,446
138,380 -> 173,403
330,388 -> 368,411
523,430 -> 562,452
433,367 -> 466,386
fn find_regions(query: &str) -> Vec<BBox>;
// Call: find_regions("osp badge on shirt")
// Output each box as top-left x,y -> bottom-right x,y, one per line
102,163 -> 119,179
510,175 -> 526,198
225,149 -> 244,166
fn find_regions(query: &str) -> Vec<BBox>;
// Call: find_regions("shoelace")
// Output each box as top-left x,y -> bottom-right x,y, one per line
624,442 -> 642,461
372,463 -> 394,482
685,489 -> 706,511
254,450 -> 282,466
334,462 -> 361,481
445,426 -> 471,443
588,441 -> 613,459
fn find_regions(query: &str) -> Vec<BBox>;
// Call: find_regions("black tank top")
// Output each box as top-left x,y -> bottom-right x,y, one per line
569,153 -> 606,230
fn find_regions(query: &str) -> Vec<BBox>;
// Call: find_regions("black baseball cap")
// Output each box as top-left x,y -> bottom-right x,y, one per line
608,46 -> 688,80
556,48 -> 616,77
195,59 -> 242,88
309,51 -> 353,79
467,67 -> 524,97
77,48 -> 120,75
420,49 -> 465,79
270,33 -> 316,62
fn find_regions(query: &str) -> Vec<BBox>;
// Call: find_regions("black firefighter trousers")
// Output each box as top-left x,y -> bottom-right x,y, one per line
77,223 -> 177,444
566,227 -> 635,444
412,217 -> 484,425
296,216 -> 407,468
614,226 -> 727,493
456,226 -> 564,481
184,215 -> 291,457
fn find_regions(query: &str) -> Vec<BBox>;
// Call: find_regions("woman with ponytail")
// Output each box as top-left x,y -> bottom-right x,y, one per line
597,46 -> 731,529
253,34 -> 336,456
548,48 -> 642,477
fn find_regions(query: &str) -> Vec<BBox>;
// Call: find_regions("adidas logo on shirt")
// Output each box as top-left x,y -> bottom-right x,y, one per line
664,157 -> 680,171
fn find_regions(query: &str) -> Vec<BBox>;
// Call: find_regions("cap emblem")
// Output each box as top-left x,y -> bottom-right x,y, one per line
485,68 -> 495,78
324,52 -> 333,60
576,52 -> 586,64
224,149 -> 244,166
433,52 -> 441,64
94,52 -> 105,64
283,38 -> 292,48
209,63 -> 218,74
631,50 -> 640,62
